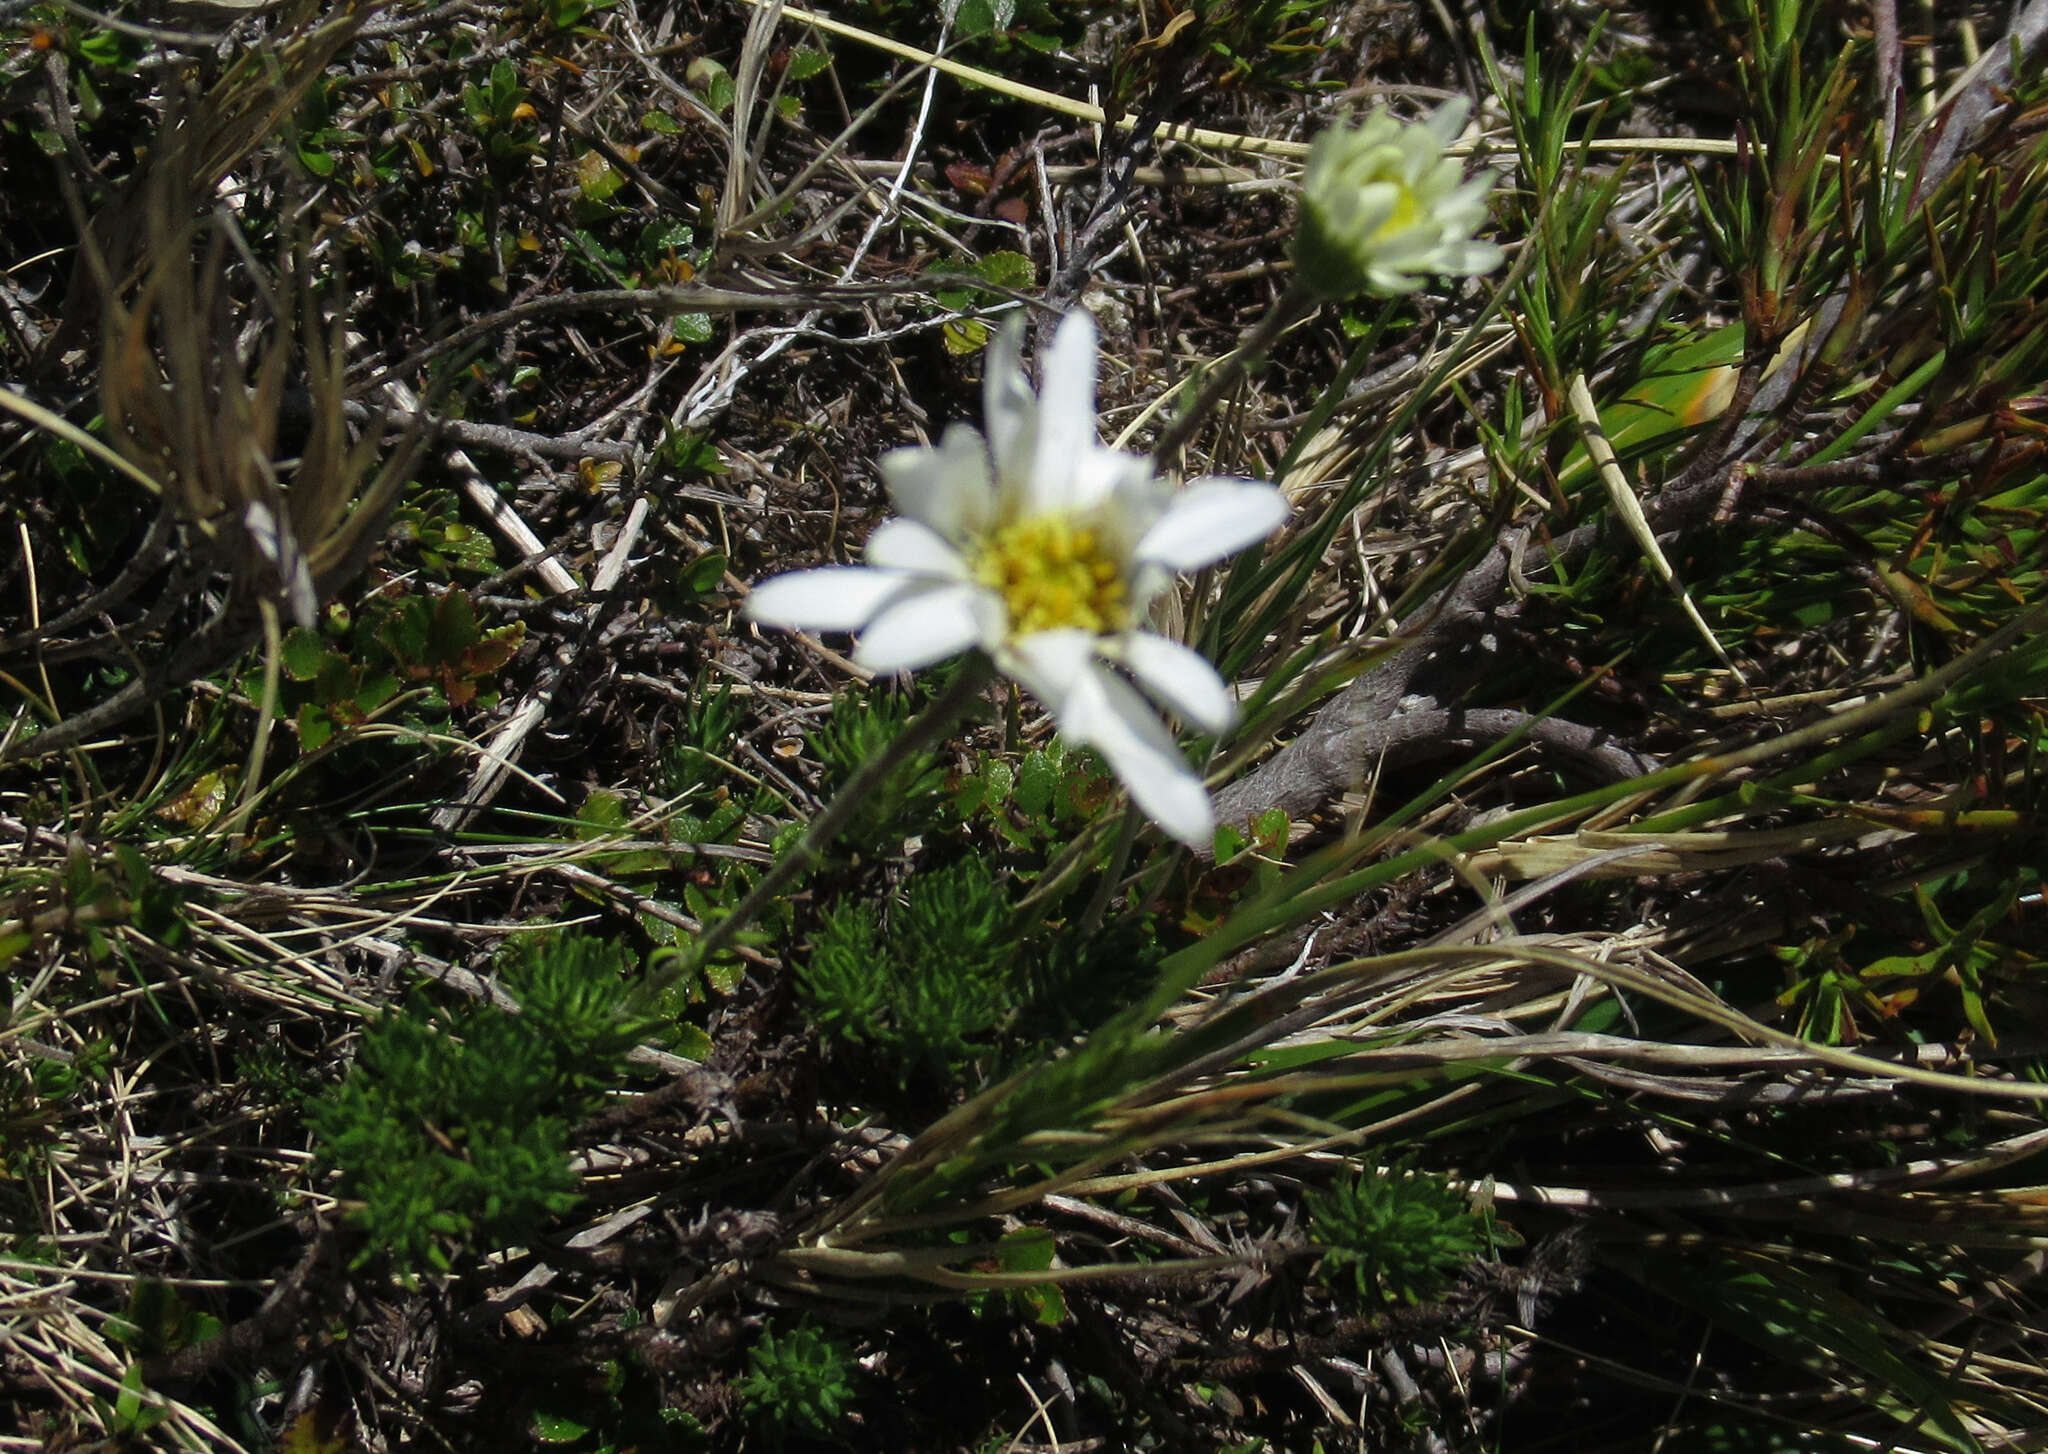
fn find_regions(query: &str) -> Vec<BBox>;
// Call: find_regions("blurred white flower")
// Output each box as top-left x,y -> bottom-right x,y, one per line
1292,97 -> 1504,300
746,312 -> 1288,846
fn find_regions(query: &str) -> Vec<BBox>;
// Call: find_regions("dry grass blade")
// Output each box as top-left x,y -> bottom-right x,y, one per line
52,1 -> 379,345
5,89 -> 430,765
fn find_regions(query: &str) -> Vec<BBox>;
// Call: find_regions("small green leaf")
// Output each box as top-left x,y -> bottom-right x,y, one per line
670,1022 -> 713,1061
967,248 -> 1034,291
575,789 -> 632,837
1014,750 -> 1057,818
997,1227 -> 1066,1325
531,1411 -> 592,1444
953,0 -> 1012,40
355,671 -> 400,713
575,149 -> 625,203
425,589 -> 483,660
944,318 -> 989,355
296,704 -> 334,752
967,756 -> 1015,818
108,1361 -> 169,1434
76,29 -> 128,67
640,218 -> 694,256
1253,807 -> 1289,851
281,628 -> 329,683
488,58 -> 520,116
661,427 -> 725,477
638,904 -> 681,945
784,46 -> 831,82
680,551 -> 728,596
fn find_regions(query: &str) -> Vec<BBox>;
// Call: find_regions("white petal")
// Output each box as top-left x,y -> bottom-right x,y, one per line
1134,478 -> 1289,572
1127,560 -> 1176,614
1426,96 -> 1471,146
1431,239 -> 1505,275
746,567 -> 910,631
1000,628 -> 1098,710
865,517 -> 971,579
984,316 -> 1037,502
1071,447 -> 1157,516
854,582 -> 996,673
1061,662 -> 1215,846
1437,169 -> 1493,217
1397,125 -> 1442,182
879,424 -> 995,541
1028,312 -> 1103,514
1303,132 -> 1337,185
1358,110 -> 1400,150
1366,265 -> 1427,295
1116,632 -> 1237,733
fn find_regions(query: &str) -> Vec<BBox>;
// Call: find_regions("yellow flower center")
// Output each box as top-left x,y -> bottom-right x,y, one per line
1369,181 -> 1424,242
973,514 -> 1128,636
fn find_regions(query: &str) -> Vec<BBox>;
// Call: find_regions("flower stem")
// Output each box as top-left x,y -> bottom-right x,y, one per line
1151,280 -> 1318,466
681,655 -> 996,973
1075,805 -> 1141,943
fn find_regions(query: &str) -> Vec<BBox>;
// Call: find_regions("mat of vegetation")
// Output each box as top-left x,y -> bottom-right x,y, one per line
4,0 -> 2047,1449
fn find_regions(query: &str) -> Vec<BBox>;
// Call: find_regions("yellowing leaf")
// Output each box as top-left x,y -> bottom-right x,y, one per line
280,1408 -> 351,1454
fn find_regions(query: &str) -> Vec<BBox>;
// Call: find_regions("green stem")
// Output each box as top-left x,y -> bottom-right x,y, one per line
1075,805 -> 1140,943
1151,280 -> 1318,466
682,656 -> 996,973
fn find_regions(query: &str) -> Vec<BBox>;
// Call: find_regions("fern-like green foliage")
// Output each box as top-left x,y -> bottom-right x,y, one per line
806,683 -> 947,849
737,1322 -> 858,1446
310,932 -> 655,1270
1305,1162 -> 1490,1306
1020,915 -> 1163,1044
661,674 -> 744,798
801,856 -> 1017,1091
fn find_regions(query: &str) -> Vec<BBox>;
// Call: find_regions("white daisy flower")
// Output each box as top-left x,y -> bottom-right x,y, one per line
746,312 -> 1289,846
1292,97 -> 1504,300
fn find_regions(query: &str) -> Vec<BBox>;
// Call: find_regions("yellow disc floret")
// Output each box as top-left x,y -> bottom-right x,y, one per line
1371,185 -> 1425,243
973,513 -> 1129,636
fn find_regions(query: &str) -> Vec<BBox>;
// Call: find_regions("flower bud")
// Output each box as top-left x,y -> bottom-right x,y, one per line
1291,99 -> 1504,300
